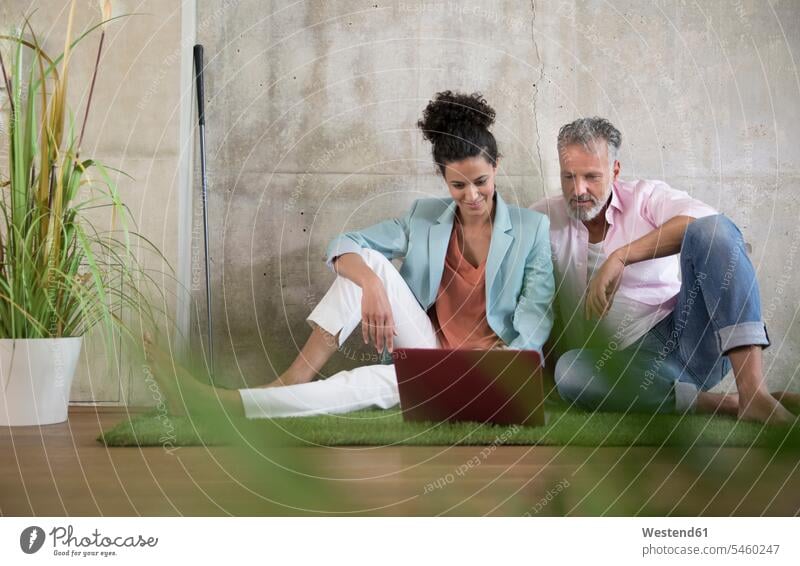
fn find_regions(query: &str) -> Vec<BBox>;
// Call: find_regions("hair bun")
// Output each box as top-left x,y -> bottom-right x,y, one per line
417,91 -> 496,144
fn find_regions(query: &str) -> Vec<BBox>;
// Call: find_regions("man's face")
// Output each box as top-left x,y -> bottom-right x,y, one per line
558,140 -> 619,221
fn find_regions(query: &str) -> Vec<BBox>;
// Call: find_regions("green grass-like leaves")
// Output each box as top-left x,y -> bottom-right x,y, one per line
1,5 -> 169,358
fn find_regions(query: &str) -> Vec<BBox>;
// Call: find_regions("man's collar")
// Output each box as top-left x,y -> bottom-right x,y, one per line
602,181 -> 622,225
609,181 -> 623,212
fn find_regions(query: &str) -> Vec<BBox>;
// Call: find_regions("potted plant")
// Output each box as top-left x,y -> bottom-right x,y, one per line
0,1 -> 167,426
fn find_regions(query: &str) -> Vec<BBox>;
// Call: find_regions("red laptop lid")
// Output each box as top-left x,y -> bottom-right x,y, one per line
393,349 -> 545,427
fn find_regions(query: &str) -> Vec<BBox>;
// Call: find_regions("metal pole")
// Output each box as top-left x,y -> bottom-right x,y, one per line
193,44 -> 213,374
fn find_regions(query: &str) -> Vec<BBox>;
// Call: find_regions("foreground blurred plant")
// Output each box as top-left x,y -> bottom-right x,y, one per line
0,1 -> 167,350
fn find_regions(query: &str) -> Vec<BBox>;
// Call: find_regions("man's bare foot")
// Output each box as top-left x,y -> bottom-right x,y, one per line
695,390 -> 800,422
770,390 -> 800,415
738,390 -> 797,426
695,392 -> 739,416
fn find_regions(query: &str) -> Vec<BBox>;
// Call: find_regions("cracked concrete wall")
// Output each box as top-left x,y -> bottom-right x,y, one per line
195,0 -> 800,391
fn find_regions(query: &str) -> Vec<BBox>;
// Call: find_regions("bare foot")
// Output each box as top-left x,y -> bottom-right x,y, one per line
771,390 -> 800,415
143,332 -> 187,416
143,332 -> 245,417
738,390 -> 797,426
695,392 -> 739,416
695,391 -> 800,422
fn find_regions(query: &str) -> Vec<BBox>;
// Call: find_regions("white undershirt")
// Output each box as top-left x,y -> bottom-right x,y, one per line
586,241 -> 672,350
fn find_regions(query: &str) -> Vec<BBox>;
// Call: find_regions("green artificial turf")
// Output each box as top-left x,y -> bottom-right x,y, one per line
97,402 -> 799,448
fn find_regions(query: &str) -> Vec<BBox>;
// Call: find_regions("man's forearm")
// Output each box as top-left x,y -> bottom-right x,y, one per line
611,215 -> 695,266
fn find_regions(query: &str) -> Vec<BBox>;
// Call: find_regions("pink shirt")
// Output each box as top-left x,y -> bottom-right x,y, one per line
531,179 -> 717,327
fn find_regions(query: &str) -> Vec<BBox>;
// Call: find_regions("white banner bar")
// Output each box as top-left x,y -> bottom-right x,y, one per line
1,517 -> 798,565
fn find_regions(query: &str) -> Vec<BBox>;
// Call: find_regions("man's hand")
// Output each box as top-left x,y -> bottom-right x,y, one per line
585,252 -> 625,319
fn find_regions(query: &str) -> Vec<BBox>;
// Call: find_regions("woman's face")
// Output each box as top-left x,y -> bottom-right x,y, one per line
442,156 -> 497,220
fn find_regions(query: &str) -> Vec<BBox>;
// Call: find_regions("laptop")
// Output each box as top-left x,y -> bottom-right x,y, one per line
393,348 -> 545,427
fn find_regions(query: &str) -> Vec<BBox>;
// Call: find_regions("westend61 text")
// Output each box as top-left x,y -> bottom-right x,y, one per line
642,527 -> 708,538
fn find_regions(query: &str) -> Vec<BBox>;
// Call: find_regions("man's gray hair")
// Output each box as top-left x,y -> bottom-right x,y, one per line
557,117 -> 622,167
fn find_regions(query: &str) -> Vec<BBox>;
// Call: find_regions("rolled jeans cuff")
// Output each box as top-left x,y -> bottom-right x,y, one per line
717,321 -> 770,353
675,380 -> 699,413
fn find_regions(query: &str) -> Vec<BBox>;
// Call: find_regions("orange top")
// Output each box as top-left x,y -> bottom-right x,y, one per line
432,223 -> 502,350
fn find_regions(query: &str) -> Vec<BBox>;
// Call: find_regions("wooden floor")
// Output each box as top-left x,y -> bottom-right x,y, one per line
1,407 -> 799,516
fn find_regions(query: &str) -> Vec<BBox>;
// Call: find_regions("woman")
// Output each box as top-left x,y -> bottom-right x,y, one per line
146,91 -> 554,419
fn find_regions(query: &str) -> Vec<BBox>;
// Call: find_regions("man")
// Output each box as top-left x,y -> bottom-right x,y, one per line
532,117 -> 797,425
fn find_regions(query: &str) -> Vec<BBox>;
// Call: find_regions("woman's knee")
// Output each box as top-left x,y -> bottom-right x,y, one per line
360,248 -> 407,287
360,248 -> 394,272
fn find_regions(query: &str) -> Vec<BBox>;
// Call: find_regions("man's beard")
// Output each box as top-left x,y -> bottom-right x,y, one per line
567,184 -> 612,221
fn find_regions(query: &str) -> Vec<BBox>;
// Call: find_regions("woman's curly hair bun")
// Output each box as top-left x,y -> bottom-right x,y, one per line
417,90 -> 496,143
417,91 -> 499,173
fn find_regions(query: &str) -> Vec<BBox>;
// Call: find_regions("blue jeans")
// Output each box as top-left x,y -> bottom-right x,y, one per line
554,215 -> 770,414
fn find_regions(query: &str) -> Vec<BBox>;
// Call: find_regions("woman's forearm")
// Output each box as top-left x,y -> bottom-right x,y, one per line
332,252 -> 381,288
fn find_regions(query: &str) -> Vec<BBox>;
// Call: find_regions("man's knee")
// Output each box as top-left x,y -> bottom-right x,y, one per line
685,214 -> 742,252
554,350 -> 583,401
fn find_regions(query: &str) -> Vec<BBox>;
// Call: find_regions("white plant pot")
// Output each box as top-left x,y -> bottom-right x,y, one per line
0,337 -> 83,426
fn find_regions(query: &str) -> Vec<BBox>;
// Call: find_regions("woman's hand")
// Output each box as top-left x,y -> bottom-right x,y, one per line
361,277 -> 397,353
585,253 -> 625,319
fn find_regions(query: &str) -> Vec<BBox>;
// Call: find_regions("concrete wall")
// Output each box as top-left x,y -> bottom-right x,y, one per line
194,0 -> 800,391
6,1 -> 795,402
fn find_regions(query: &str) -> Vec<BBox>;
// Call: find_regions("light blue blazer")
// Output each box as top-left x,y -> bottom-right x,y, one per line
325,192 -> 555,354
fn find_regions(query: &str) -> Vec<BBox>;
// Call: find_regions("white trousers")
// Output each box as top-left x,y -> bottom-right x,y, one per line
238,249 -> 439,419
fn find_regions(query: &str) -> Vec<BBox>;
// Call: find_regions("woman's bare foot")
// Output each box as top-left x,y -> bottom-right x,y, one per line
143,332 -> 188,416
142,332 -> 243,417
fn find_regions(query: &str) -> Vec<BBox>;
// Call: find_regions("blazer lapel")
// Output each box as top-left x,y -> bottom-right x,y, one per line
485,192 -> 514,299
428,201 -> 457,304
